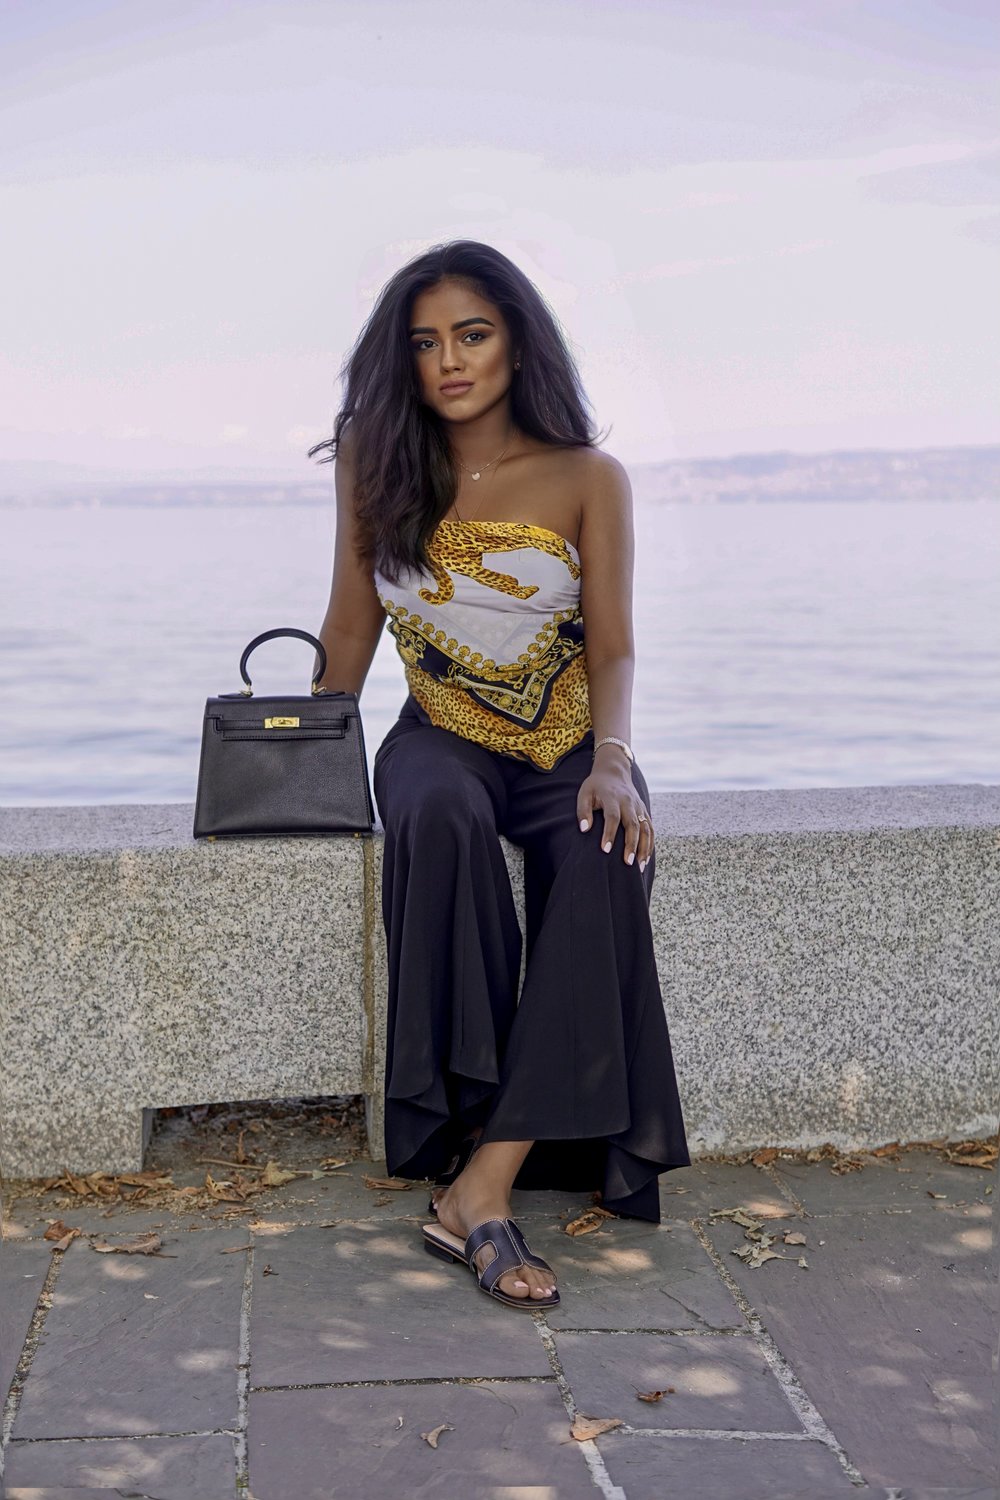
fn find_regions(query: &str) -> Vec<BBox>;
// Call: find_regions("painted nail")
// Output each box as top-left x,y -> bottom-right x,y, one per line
626,851 -> 634,865
639,858 -> 647,872
603,840 -> 612,853
579,819 -> 589,831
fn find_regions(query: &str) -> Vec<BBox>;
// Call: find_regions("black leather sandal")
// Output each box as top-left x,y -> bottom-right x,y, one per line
422,1216 -> 560,1310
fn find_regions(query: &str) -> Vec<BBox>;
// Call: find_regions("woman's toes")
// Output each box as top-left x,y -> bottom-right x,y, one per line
525,1268 -> 556,1298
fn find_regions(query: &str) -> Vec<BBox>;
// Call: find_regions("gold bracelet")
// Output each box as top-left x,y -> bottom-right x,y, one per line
593,735 -> 634,763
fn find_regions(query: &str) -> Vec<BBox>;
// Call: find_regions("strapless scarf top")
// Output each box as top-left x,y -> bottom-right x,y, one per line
373,519 -> 592,771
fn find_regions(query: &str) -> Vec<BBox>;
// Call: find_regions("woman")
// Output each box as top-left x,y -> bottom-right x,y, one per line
309,239 -> 690,1311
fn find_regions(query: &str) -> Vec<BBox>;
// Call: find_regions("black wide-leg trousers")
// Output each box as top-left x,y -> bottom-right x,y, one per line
372,693 -> 691,1223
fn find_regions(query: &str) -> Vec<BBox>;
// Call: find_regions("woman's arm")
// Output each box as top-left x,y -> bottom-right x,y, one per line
576,451 -> 653,871
313,424 -> 387,696
579,450 -> 637,769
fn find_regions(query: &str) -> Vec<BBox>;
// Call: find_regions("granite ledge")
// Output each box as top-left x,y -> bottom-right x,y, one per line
1,781 -> 998,856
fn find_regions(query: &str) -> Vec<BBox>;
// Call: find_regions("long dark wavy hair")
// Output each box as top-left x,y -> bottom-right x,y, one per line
306,239 -> 603,586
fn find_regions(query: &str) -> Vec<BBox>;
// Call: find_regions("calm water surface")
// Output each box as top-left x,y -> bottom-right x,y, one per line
2,499 -> 997,804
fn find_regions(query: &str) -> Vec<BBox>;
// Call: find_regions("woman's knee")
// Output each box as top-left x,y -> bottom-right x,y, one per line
380,759 -> 500,839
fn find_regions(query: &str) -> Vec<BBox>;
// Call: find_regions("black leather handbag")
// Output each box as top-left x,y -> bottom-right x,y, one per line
193,627 -> 375,839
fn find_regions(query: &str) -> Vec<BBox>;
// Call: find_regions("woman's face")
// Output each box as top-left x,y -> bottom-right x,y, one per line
408,277 -> 518,425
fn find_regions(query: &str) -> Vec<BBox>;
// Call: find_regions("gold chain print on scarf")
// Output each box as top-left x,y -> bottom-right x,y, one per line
374,520 -> 593,771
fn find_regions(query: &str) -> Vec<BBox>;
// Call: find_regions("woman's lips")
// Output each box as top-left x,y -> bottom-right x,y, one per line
440,382 -> 473,394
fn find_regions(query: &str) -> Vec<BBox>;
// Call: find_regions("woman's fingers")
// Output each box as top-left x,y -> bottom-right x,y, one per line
579,784 -> 654,873
624,805 -> 654,870
638,817 -> 654,872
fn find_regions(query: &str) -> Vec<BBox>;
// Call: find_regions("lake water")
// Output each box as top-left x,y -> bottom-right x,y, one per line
2,499 -> 997,805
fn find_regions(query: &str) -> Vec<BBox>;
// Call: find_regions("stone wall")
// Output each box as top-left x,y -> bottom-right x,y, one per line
1,785 -> 996,1179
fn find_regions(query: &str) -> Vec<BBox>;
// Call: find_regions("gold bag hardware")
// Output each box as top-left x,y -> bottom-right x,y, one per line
264,716 -> 300,729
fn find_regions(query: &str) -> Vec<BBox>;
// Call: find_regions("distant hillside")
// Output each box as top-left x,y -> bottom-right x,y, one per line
0,444 -> 997,506
628,445 -> 1000,505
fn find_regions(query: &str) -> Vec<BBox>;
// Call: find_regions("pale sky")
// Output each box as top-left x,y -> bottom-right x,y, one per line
2,0 -> 997,475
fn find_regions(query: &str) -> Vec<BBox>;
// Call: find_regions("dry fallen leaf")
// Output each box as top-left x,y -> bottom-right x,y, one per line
942,1138 -> 998,1170
420,1422 -> 454,1448
751,1147 -> 779,1166
362,1175 -> 413,1191
320,1157 -> 349,1169
43,1220 -> 76,1242
116,1171 -> 174,1189
636,1388 -> 674,1403
46,1227 -> 81,1252
52,1168 -> 123,1198
732,1242 -> 785,1268
90,1232 -> 173,1257
261,1161 -> 299,1188
204,1171 -> 250,1204
571,1416 -> 623,1441
219,1244 -> 254,1254
782,1231 -> 807,1245
564,1207 -> 615,1237
707,1207 -> 765,1230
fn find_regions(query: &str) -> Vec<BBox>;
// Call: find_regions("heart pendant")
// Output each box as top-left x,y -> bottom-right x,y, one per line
470,472 -> 481,480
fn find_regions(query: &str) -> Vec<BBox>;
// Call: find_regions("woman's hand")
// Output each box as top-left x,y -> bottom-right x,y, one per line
577,764 -> 654,873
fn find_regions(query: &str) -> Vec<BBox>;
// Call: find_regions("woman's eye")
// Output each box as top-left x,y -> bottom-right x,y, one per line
412,331 -> 487,352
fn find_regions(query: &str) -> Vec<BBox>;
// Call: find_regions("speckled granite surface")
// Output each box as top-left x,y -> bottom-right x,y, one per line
1,784 -> 997,1178
1,827 -> 371,1177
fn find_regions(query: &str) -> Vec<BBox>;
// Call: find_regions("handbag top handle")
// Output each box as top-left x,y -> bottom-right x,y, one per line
238,627 -> 328,698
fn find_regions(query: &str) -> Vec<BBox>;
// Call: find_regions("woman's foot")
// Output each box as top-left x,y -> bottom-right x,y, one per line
431,1125 -> 485,1202
431,1141 -> 557,1302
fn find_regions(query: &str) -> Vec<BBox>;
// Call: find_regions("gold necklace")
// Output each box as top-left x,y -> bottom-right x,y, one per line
456,426 -> 513,482
452,428 -> 514,522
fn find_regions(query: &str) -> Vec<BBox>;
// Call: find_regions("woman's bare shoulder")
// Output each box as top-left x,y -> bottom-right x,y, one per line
545,442 -> 629,487
336,419 -> 358,467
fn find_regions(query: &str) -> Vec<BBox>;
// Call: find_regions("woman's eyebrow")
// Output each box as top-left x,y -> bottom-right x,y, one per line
409,316 -> 496,335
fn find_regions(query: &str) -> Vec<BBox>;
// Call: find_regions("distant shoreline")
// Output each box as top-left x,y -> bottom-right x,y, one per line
2,443 -> 997,507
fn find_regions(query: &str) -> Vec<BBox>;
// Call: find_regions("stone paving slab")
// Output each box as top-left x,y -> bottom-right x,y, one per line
881,1489 -> 999,1499
659,1161 -> 794,1220
247,1160 -> 434,1224
2,1198 -> 197,1242
554,1329 -> 803,1432
2,1138 -> 995,1500
0,1242 -> 47,1404
770,1150 -> 995,1215
10,1225 -> 250,1441
233,1165 -> 600,1229
249,1221 -> 552,1386
248,1381 -> 592,1499
516,1219 -> 744,1331
598,1432 -> 859,1499
0,1432 -> 235,1498
704,1201 -> 996,1490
